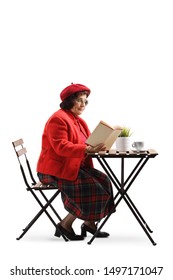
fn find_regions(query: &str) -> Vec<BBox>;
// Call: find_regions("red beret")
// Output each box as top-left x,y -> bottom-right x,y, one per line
60,83 -> 91,101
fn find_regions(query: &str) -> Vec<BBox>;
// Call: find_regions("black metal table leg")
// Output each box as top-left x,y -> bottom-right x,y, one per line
88,154 -> 156,245
102,156 -> 153,233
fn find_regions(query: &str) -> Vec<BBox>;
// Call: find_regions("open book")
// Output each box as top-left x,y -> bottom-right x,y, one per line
86,121 -> 122,150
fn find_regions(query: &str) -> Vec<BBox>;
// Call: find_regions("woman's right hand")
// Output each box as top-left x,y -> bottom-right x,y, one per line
85,143 -> 107,153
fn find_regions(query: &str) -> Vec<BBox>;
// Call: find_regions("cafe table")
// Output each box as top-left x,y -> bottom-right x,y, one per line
87,149 -> 158,245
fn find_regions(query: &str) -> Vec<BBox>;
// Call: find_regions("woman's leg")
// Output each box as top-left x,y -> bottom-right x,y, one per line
60,213 -> 76,231
56,214 -> 84,240
84,221 -> 97,230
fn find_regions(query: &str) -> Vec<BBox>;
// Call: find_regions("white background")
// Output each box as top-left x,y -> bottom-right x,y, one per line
1,0 -> 173,279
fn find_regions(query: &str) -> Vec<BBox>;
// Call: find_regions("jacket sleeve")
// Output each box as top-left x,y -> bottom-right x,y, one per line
45,115 -> 87,158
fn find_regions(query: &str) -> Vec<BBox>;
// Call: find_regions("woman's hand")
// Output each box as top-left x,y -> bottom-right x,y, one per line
85,143 -> 107,153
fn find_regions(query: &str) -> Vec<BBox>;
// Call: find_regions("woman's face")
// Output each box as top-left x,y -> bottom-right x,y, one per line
70,93 -> 88,116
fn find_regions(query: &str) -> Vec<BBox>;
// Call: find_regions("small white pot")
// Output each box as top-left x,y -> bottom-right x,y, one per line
116,137 -> 131,152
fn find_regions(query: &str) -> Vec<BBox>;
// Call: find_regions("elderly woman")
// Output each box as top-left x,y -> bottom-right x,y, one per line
37,83 -> 114,240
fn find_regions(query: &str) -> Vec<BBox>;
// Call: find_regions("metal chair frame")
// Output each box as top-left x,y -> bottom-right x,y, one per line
12,138 -> 68,241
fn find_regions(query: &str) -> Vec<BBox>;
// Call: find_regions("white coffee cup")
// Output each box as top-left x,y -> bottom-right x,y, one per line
132,141 -> 144,151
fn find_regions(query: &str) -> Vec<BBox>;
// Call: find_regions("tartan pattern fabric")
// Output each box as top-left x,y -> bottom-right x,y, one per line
37,167 -> 114,221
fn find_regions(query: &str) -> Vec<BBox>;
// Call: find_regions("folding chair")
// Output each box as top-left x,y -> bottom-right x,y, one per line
12,138 -> 68,241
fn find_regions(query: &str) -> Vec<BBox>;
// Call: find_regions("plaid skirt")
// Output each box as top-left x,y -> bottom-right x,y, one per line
37,167 -> 114,221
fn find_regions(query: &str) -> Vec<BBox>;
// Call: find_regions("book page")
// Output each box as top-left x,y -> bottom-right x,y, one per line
104,129 -> 122,149
86,121 -> 113,147
99,120 -> 114,129
86,121 -> 122,148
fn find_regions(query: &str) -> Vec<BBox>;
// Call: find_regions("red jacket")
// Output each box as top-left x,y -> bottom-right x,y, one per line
37,109 -> 93,181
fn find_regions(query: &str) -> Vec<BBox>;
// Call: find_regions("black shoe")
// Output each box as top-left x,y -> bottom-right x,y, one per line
81,223 -> 109,238
55,223 -> 84,241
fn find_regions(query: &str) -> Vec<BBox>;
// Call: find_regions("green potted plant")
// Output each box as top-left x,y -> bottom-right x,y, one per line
116,127 -> 133,151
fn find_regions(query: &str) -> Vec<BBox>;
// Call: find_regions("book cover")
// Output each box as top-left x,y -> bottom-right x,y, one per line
86,121 -> 122,150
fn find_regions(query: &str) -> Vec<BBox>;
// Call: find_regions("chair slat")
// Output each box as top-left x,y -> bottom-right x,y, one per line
32,181 -> 58,190
12,138 -> 24,147
17,147 -> 27,157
